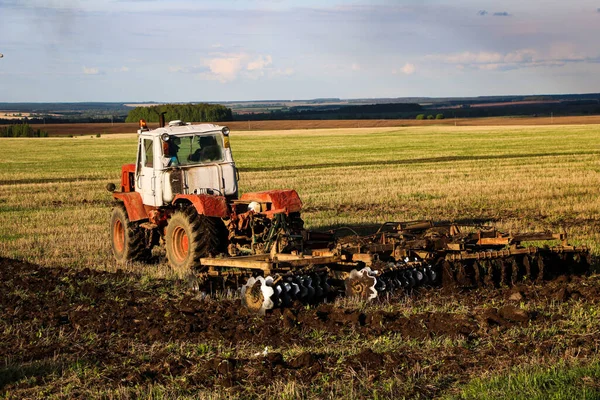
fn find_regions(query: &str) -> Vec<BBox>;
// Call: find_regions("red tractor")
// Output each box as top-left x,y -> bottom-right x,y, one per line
109,119 -> 305,274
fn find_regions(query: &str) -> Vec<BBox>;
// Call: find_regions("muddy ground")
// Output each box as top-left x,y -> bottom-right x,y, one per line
2,257 -> 600,398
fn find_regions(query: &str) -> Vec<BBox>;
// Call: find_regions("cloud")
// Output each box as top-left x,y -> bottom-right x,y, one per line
82,66 -> 99,75
120,66 -> 129,72
351,63 -> 361,71
493,11 -> 510,17
392,63 -> 416,75
401,63 -> 416,74
205,55 -> 245,82
169,53 -> 287,82
426,46 -> 599,71
272,67 -> 295,77
477,10 -> 488,16
247,55 -> 273,71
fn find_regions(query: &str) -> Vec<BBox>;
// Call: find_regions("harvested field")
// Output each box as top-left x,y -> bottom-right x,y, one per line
2,123 -> 600,398
2,257 -> 600,398
0,115 -> 599,136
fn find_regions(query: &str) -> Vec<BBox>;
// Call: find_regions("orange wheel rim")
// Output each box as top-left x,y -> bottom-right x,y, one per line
172,226 -> 189,263
113,219 -> 125,253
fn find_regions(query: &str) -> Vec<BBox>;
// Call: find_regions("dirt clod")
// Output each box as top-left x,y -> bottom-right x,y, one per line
498,305 -> 532,323
508,291 -> 524,302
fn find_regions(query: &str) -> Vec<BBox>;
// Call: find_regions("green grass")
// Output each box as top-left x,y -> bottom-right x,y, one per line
449,361 -> 600,400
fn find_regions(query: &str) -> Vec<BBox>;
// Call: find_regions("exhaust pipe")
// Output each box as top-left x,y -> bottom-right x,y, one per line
159,112 -> 167,128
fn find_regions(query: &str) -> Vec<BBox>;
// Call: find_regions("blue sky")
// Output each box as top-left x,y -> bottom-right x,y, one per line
1,0 -> 599,102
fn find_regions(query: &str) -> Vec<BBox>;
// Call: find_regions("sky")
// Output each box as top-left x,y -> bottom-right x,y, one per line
1,0 -> 600,102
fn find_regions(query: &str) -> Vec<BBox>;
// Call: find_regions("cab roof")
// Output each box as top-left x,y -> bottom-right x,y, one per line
138,123 -> 226,137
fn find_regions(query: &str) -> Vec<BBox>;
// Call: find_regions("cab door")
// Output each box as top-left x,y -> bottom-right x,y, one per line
136,137 -> 160,206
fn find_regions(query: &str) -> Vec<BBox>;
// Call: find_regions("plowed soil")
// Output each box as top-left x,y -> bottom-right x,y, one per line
2,257 -> 600,398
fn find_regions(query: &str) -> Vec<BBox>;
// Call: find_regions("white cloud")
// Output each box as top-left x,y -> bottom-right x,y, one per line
182,53 -> 290,82
351,63 -> 361,71
82,66 -> 99,75
247,55 -> 272,71
425,45 -> 600,71
272,67 -> 295,77
401,63 -> 416,75
120,66 -> 130,72
205,55 -> 244,82
392,63 -> 416,75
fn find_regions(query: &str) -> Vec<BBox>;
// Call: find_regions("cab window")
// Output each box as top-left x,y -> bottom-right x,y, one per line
143,138 -> 154,168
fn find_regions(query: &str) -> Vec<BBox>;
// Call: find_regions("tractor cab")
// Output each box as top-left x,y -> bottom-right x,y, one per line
135,120 -> 238,207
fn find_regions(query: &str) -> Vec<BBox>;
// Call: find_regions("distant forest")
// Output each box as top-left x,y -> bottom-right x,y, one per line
125,103 -> 232,123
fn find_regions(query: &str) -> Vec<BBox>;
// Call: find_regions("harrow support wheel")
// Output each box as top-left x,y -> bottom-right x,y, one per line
110,204 -> 148,263
165,208 -> 225,273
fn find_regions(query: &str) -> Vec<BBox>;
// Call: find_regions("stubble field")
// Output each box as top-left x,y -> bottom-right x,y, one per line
2,124 -> 600,399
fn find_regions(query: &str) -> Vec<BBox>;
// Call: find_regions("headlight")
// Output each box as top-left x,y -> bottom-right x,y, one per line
221,126 -> 230,136
248,201 -> 261,213
160,132 -> 170,142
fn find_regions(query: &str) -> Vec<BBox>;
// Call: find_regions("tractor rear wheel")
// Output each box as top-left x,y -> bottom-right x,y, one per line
165,208 -> 226,273
110,204 -> 148,263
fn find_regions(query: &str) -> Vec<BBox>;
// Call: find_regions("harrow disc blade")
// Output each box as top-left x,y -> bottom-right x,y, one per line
279,282 -> 293,307
241,276 -> 275,315
311,274 -> 324,299
418,267 -> 429,285
319,275 -> 331,296
375,276 -> 387,292
288,281 -> 300,300
403,270 -> 416,288
412,268 -> 424,284
345,267 -> 378,300
426,266 -> 437,283
302,276 -> 316,302
294,276 -> 309,300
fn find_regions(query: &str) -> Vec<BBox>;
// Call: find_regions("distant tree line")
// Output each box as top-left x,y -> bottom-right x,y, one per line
0,123 -> 48,137
241,103 -> 424,120
125,104 -> 233,123
416,114 -> 445,120
0,116 -> 127,125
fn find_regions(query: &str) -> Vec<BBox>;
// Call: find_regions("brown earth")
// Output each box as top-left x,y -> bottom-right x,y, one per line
2,257 -> 600,398
1,115 -> 599,137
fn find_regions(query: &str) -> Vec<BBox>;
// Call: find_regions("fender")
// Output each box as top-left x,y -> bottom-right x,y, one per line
172,194 -> 230,218
113,191 -> 149,222
241,189 -> 302,213
120,164 -> 136,192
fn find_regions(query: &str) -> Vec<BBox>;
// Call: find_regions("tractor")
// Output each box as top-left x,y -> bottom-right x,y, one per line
108,118 -> 305,275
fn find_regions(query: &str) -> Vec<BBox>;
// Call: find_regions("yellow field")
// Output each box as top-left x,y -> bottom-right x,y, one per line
1,124 -> 599,276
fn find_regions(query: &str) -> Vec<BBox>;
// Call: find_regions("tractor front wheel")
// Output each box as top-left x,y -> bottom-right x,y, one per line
165,208 -> 225,273
110,204 -> 148,263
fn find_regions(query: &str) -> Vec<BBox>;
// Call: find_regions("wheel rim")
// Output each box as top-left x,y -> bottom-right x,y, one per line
113,219 -> 125,253
172,226 -> 190,263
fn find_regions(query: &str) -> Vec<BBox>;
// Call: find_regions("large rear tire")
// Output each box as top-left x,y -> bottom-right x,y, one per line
110,204 -> 148,263
165,208 -> 226,273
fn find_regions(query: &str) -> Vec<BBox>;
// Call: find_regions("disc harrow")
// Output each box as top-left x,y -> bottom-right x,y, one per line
240,271 -> 332,315
193,219 -> 591,314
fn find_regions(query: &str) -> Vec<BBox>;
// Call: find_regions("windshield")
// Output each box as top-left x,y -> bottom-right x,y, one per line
163,132 -> 224,167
